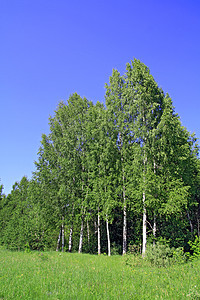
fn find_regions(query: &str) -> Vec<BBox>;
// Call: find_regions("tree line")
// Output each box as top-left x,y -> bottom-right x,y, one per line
1,59 -> 200,255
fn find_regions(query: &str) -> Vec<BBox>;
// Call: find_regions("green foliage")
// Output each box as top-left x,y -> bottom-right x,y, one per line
187,236 -> 200,261
171,247 -> 187,265
1,59 -> 200,257
128,243 -> 142,255
110,242 -> 121,255
24,242 -> 31,253
145,243 -> 186,267
125,243 -> 186,269
0,177 -> 30,250
145,243 -> 173,267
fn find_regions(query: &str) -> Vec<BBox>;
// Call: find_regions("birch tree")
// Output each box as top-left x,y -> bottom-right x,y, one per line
123,59 -> 165,255
105,69 -> 130,255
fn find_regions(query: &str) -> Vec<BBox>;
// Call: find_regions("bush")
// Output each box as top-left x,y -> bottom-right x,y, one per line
171,247 -> 186,265
128,243 -> 142,255
145,243 -> 173,267
24,242 -> 31,253
187,236 -> 200,261
125,242 -> 187,268
145,243 -> 187,267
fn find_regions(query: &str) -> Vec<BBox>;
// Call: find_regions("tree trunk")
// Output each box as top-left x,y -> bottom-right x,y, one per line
68,225 -> 73,252
94,220 -> 98,234
153,215 -> 156,246
87,219 -> 90,244
79,164 -> 85,254
142,191 -> 147,257
69,204 -> 74,252
122,203 -> 127,255
142,136 -> 147,257
78,219 -> 84,253
56,227 -> 62,251
106,216 -> 111,256
97,209 -> 101,255
61,217 -> 64,252
122,164 -> 127,255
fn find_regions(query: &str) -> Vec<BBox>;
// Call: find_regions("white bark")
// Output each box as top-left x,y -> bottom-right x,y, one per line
79,166 -> 85,254
68,225 -> 73,252
56,227 -> 62,251
87,219 -> 90,243
153,215 -> 156,246
94,220 -> 98,234
97,210 -> 101,255
142,133 -> 147,257
106,216 -> 111,256
69,204 -> 74,252
78,219 -> 84,253
61,219 -> 64,252
122,204 -> 127,255
142,191 -> 147,257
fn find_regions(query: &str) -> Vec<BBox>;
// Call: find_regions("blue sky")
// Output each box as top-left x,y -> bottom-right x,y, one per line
1,0 -> 200,195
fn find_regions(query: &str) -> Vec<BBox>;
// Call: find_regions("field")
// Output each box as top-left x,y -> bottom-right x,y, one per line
0,248 -> 200,299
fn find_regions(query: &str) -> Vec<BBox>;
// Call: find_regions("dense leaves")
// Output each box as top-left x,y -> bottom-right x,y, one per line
0,59 -> 200,254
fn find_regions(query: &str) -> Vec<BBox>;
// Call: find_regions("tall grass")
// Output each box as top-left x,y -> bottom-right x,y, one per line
0,248 -> 200,299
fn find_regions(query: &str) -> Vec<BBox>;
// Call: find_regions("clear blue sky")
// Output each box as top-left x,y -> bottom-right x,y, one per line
1,0 -> 200,195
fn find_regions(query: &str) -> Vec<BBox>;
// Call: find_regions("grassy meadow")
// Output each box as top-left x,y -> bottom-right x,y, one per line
0,248 -> 200,299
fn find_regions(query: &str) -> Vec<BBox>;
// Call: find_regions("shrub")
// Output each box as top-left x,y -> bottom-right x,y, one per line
126,242 -> 187,268
187,236 -> 200,261
145,243 -> 173,267
24,242 -> 31,253
171,247 -> 186,265
128,243 -> 141,255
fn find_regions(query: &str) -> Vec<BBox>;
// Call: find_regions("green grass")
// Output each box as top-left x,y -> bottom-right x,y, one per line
0,248 -> 200,299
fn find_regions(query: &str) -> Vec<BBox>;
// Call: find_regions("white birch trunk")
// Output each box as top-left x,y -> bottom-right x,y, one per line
79,164 -> 85,254
122,203 -> 127,255
56,227 -> 62,251
142,191 -> 147,257
153,215 -> 156,246
97,210 -> 101,255
68,225 -> 73,252
78,219 -> 84,253
69,204 -> 74,252
61,219 -> 64,252
94,220 -> 98,234
87,219 -> 90,243
122,165 -> 127,255
142,130 -> 147,257
106,216 -> 111,256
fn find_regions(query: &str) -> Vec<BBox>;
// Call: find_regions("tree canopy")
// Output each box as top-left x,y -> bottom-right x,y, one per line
1,59 -> 200,254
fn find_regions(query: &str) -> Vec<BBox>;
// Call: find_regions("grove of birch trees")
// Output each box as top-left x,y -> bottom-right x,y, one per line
1,59 -> 200,255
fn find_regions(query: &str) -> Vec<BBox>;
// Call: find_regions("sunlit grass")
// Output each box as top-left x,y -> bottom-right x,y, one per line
0,248 -> 200,299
